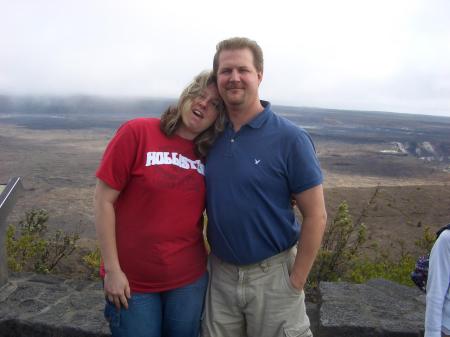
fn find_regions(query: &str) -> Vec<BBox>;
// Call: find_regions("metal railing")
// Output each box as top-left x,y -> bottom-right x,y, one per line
0,177 -> 23,287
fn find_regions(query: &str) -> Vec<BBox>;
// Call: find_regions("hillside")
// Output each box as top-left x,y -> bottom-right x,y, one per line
1,96 -> 449,274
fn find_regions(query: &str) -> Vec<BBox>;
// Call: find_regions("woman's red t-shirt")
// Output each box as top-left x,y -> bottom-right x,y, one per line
96,118 -> 207,293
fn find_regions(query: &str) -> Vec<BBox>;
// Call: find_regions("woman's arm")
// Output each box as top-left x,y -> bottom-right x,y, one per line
94,179 -> 131,309
425,231 -> 450,337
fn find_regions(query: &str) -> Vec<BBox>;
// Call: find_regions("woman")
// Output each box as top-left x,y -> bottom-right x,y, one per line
425,224 -> 450,337
94,70 -> 225,337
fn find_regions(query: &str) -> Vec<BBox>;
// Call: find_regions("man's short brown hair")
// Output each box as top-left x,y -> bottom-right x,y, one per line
213,37 -> 264,76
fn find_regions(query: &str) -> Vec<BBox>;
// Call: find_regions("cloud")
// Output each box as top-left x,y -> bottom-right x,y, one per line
0,0 -> 449,116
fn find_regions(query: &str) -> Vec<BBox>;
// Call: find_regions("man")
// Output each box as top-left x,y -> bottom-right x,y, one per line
203,37 -> 327,337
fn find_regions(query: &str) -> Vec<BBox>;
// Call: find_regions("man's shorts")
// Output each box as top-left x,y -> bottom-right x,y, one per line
202,246 -> 312,337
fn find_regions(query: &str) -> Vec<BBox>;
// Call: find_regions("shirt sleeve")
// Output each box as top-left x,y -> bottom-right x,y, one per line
286,129 -> 323,194
95,122 -> 139,191
425,230 -> 450,337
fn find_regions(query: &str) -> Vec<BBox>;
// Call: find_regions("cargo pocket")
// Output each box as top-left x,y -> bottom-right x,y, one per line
284,325 -> 313,337
104,300 -> 120,328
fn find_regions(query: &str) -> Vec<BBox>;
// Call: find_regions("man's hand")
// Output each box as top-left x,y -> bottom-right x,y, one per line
104,269 -> 131,310
289,273 -> 305,292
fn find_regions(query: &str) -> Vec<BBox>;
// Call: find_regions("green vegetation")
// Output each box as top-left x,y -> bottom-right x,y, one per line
82,246 -> 102,279
308,200 -> 436,290
6,208 -> 102,279
6,204 -> 436,288
348,251 -> 416,285
308,201 -> 366,287
6,208 -> 79,273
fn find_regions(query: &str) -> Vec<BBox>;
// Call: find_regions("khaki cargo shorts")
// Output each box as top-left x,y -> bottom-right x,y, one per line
202,246 -> 312,337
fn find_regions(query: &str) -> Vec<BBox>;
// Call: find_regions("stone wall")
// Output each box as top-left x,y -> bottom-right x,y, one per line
319,279 -> 425,337
0,273 -> 426,337
0,273 -> 109,337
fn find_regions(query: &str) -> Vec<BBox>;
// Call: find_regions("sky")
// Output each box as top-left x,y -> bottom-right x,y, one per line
1,0 -> 449,117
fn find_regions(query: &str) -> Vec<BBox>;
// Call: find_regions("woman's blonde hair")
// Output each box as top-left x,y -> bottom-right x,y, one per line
160,70 -> 226,158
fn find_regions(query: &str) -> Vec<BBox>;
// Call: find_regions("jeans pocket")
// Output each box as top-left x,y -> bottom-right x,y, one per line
104,300 -> 121,328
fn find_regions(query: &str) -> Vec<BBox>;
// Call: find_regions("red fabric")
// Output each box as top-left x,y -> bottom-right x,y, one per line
96,118 -> 207,293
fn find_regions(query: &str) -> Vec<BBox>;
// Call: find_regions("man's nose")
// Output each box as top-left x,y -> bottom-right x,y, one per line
230,69 -> 240,81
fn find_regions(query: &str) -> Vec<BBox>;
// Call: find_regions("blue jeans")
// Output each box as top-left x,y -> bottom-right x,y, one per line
104,272 -> 208,337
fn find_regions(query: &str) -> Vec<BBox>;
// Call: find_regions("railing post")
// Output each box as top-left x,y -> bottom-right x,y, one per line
0,177 -> 23,287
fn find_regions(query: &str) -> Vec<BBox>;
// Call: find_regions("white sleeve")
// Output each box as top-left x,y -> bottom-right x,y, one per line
425,230 -> 450,337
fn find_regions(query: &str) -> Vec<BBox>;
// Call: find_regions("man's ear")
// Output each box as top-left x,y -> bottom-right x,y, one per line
257,71 -> 263,85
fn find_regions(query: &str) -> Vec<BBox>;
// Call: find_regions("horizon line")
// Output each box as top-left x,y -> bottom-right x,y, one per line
1,93 -> 449,119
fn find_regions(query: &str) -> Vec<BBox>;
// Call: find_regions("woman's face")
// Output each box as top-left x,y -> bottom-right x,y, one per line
177,83 -> 221,140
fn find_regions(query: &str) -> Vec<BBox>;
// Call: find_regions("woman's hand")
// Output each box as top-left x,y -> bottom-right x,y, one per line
104,269 -> 131,310
94,179 -> 130,309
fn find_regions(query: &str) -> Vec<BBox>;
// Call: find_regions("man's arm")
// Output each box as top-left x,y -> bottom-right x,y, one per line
94,179 -> 131,309
289,184 -> 327,290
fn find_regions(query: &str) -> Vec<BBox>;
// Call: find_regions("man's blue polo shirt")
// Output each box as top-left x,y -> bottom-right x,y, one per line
205,101 -> 323,265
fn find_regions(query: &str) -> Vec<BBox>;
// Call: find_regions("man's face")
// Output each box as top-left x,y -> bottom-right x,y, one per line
216,48 -> 262,110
